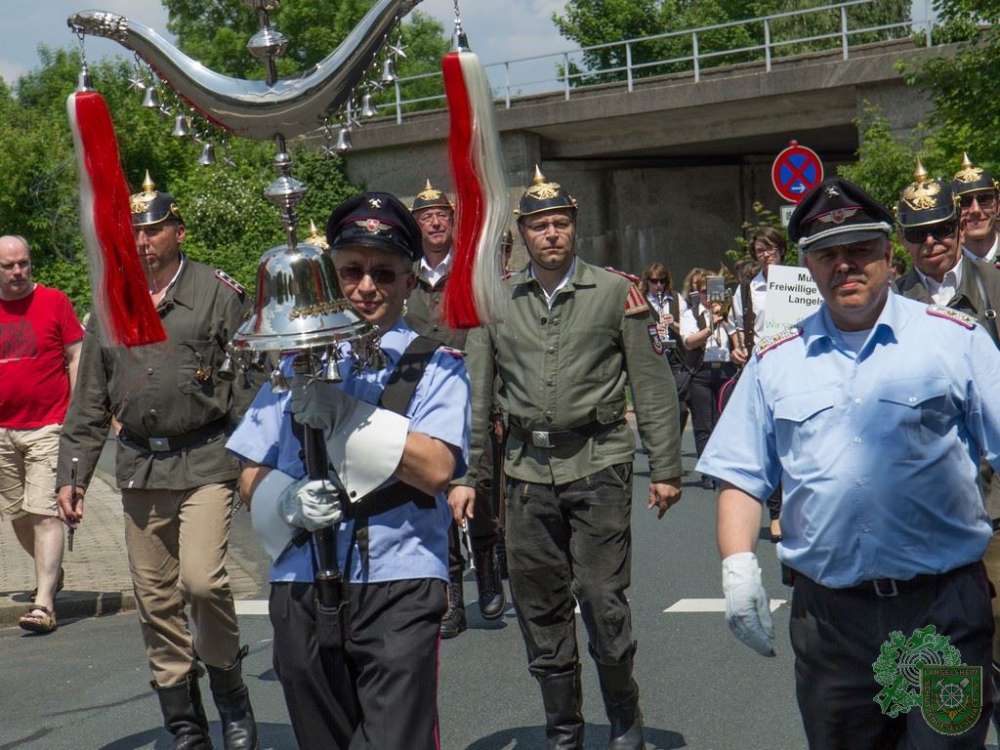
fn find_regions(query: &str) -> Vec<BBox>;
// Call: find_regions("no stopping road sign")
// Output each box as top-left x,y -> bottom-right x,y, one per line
772,141 -> 824,204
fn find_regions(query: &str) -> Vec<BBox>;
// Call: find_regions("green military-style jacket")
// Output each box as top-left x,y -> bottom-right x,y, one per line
56,259 -> 257,492
404,260 -> 469,350
463,258 -> 683,486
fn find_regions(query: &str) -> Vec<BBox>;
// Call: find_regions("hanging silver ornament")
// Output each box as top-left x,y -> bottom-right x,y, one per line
198,140 -> 217,166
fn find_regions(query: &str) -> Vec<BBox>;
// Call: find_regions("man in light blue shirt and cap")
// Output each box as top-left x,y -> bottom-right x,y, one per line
699,176 -> 1000,749
227,191 -> 470,750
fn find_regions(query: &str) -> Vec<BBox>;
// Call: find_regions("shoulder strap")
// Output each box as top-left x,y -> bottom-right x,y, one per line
968,263 -> 1000,346
378,335 -> 442,416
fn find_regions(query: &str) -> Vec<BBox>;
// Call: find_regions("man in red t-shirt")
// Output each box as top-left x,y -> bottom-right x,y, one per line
0,235 -> 83,633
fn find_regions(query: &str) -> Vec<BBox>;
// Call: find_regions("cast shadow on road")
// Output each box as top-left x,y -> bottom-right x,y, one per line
99,721 -> 295,749
463,725 -> 685,750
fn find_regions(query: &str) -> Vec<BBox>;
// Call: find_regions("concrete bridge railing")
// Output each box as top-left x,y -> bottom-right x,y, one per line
374,0 -> 936,123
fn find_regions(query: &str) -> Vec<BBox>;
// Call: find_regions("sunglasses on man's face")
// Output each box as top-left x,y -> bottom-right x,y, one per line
959,192 -> 997,210
647,278 -> 668,285
902,221 -> 957,245
336,265 -> 406,285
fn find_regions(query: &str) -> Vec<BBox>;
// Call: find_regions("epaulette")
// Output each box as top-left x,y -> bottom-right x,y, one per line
605,266 -> 640,283
926,304 -> 976,329
755,327 -> 803,358
215,269 -> 246,298
438,346 -> 465,359
624,283 -> 651,317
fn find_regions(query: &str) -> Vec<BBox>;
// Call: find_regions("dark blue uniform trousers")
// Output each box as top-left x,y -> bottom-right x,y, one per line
269,578 -> 447,749
790,562 -> 995,749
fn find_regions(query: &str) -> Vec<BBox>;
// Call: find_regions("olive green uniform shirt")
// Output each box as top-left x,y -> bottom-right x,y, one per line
463,259 -> 683,486
57,259 -> 257,491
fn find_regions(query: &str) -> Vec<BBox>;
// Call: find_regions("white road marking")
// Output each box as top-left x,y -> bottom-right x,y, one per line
235,600 -> 270,616
663,598 -> 786,613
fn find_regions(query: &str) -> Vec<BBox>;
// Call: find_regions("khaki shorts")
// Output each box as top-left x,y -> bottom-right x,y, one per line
0,423 -> 62,519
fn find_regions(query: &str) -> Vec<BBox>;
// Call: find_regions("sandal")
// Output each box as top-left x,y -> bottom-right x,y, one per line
19,604 -> 57,634
29,567 -> 64,600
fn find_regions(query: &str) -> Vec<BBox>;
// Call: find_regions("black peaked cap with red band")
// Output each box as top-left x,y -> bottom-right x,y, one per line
788,177 -> 893,253
325,192 -> 422,262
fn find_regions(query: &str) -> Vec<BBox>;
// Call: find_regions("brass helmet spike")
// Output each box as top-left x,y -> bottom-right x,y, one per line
913,157 -> 928,183
142,170 -> 156,194
424,178 -> 433,192
960,152 -> 973,170
532,165 -> 546,185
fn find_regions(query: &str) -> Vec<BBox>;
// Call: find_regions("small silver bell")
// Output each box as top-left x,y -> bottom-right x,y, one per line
269,368 -> 290,393
335,128 -> 353,153
217,355 -> 236,382
141,85 -> 160,109
381,57 -> 397,83
171,114 -> 190,137
361,92 -> 378,118
322,353 -> 343,383
198,141 -> 217,166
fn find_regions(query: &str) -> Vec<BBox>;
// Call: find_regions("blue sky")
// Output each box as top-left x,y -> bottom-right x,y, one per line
2,0 -> 570,86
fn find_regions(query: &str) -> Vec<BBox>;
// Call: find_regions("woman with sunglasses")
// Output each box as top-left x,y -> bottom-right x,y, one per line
639,262 -> 690,432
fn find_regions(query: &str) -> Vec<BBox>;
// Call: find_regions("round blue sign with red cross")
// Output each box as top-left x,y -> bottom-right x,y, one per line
771,141 -> 824,204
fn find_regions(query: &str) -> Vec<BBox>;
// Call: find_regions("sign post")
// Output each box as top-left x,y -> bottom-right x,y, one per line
772,140 -> 824,204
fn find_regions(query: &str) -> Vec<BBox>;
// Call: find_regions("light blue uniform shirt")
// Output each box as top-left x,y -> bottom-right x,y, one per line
227,321 -> 470,584
698,292 -> 1000,588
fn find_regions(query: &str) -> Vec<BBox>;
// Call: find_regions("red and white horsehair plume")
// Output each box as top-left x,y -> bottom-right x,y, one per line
441,48 -> 509,328
67,90 -> 166,347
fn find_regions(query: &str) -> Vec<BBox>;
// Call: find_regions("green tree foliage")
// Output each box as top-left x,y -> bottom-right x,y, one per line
901,0 -> 1000,171
552,0 -> 912,85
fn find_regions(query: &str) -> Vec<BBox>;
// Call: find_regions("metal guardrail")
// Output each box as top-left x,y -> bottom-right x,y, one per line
382,0 -> 936,124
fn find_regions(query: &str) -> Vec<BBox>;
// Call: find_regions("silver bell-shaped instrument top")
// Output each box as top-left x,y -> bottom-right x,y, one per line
231,242 -> 374,353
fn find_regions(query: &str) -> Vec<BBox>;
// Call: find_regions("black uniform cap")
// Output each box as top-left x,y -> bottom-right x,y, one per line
130,171 -> 183,227
897,159 -> 957,228
952,153 -> 998,197
788,177 -> 893,253
325,192 -> 422,262
515,165 -> 578,220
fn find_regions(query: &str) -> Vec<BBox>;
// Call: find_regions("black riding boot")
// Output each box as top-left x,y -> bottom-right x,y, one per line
440,571 -> 467,639
592,643 -> 644,749
206,646 -> 259,750
536,666 -> 585,750
473,545 -> 506,620
153,671 -> 214,750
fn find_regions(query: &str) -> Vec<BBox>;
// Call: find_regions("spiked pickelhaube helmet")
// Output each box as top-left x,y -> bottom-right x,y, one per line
952,152 -> 998,198
409,179 -> 454,213
896,158 -> 957,228
130,171 -> 183,227
515,166 -> 579,220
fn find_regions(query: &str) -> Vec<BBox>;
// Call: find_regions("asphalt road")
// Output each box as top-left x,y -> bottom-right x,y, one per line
4,433 -> 995,749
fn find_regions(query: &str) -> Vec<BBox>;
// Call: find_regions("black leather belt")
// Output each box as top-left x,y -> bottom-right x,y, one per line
507,419 -> 623,449
793,562 -> 982,599
121,418 -> 228,453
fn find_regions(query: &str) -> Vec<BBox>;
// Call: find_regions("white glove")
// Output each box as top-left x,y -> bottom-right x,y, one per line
278,477 -> 344,532
722,552 -> 776,657
290,375 -> 410,503
290,377 -> 357,433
